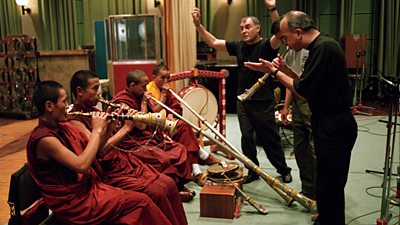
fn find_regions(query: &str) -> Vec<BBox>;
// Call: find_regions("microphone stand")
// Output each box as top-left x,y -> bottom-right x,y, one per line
370,76 -> 399,225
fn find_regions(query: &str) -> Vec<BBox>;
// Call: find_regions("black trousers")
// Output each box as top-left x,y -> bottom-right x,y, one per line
237,100 -> 291,175
292,97 -> 316,198
313,111 -> 357,225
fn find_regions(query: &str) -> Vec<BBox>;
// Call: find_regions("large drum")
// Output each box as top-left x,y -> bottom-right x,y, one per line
178,84 -> 218,130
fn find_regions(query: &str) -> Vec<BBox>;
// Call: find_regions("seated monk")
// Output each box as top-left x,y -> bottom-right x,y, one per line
148,64 -> 222,185
27,80 -> 171,225
112,70 -> 197,199
67,70 -> 187,224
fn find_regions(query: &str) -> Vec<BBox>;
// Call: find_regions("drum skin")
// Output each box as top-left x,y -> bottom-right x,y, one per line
178,84 -> 218,130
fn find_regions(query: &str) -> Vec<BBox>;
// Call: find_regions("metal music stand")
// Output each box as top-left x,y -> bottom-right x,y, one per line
368,76 -> 400,225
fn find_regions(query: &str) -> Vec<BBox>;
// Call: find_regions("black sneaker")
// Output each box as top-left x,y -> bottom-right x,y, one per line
280,173 -> 292,183
243,173 -> 260,184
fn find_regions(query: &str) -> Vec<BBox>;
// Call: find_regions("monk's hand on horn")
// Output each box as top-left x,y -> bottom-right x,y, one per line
122,108 -> 137,132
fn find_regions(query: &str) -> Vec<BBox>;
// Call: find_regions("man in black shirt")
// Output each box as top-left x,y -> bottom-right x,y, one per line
245,11 -> 358,225
191,0 -> 292,184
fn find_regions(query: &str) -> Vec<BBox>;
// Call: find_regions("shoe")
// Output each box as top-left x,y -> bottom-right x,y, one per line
243,173 -> 260,184
182,187 -> 196,197
311,212 -> 319,222
179,187 -> 196,202
200,153 -> 222,166
179,190 -> 194,202
280,173 -> 292,183
193,173 -> 207,187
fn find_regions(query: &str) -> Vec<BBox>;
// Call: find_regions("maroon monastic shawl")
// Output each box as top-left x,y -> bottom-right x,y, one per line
163,91 -> 201,164
67,104 -> 158,189
26,119 -> 172,225
113,89 -> 193,183
164,91 -> 183,114
67,104 -> 188,225
115,89 -> 200,164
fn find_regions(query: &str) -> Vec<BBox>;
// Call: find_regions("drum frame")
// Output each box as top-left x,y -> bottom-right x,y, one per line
169,69 -> 228,147
178,84 -> 218,131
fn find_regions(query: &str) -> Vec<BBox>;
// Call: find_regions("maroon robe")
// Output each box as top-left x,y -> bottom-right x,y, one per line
68,104 -> 188,225
159,90 -> 201,165
26,119 -> 171,225
113,89 -> 193,184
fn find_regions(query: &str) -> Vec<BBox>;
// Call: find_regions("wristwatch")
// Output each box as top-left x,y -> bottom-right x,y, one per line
271,68 -> 280,79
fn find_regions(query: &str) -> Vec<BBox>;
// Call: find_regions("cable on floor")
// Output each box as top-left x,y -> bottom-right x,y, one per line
346,182 -> 400,225
346,209 -> 381,225
365,186 -> 397,198
346,205 -> 397,225
357,116 -> 400,136
389,215 -> 400,225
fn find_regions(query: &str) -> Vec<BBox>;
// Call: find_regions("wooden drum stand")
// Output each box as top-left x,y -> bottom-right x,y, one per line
169,68 -> 234,159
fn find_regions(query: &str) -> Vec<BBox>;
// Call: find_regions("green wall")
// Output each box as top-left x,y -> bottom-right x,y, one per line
255,0 -> 378,81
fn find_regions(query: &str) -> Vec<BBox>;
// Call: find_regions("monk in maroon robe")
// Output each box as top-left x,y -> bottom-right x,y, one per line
67,70 -> 188,224
28,80 -> 171,225
112,70 -> 196,195
147,65 -> 222,168
148,81 -> 200,163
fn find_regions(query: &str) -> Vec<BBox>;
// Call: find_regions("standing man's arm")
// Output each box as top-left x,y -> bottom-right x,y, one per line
244,59 -> 300,96
266,0 -> 281,49
273,55 -> 301,79
192,8 -> 227,51
265,0 -> 279,22
270,36 -> 281,51
281,89 -> 292,125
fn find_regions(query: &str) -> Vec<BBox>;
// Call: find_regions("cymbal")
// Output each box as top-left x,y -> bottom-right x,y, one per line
207,170 -> 243,183
207,162 -> 239,176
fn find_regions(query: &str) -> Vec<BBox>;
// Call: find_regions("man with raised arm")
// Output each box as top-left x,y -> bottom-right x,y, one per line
191,0 -> 292,184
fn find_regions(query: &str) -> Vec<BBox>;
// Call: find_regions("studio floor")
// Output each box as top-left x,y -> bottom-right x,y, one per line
1,113 -> 400,225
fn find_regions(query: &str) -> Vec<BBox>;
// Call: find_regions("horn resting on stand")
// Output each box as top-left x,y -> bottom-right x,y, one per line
150,96 -> 268,214
151,92 -> 317,214
218,163 -> 269,215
